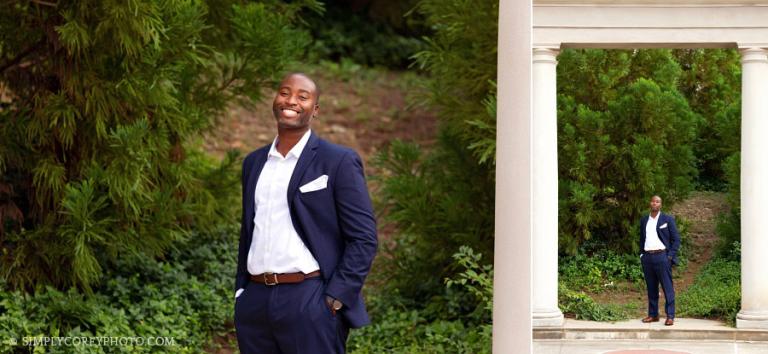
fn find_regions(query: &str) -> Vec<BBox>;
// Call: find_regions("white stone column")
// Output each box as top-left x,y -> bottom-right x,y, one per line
493,0 -> 532,352
531,47 -> 564,327
738,47 -> 768,330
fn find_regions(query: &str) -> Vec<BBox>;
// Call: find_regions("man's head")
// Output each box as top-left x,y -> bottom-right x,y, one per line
272,73 -> 320,133
649,195 -> 662,213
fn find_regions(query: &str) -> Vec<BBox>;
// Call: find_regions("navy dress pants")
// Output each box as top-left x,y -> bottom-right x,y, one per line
641,252 -> 675,319
234,278 -> 349,354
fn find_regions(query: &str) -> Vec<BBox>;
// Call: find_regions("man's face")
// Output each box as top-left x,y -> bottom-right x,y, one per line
272,74 -> 319,131
649,196 -> 662,212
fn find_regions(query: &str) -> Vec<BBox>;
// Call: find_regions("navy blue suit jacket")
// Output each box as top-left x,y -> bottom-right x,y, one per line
639,212 -> 681,265
235,132 -> 378,328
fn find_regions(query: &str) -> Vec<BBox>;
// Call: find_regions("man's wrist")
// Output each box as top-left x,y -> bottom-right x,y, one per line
325,295 -> 343,311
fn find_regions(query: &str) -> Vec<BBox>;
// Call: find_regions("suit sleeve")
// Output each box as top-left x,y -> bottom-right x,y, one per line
235,155 -> 251,292
639,218 -> 645,255
325,151 -> 378,307
667,216 -> 681,263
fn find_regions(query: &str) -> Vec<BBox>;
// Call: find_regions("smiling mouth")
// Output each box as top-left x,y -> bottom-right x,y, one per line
281,108 -> 300,118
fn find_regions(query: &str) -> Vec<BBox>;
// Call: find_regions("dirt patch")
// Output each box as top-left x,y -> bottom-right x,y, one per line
205,324 -> 237,354
669,191 -> 729,294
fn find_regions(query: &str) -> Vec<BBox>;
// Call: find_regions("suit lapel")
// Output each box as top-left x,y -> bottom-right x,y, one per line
287,133 -> 319,206
245,149 -> 269,232
655,213 -> 663,232
656,213 -> 668,246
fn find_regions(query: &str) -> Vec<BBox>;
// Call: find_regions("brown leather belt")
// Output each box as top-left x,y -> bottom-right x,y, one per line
645,249 -> 666,254
250,271 -> 321,286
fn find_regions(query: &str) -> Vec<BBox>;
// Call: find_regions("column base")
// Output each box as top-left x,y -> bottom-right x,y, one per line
737,310 -> 768,329
533,308 -> 564,327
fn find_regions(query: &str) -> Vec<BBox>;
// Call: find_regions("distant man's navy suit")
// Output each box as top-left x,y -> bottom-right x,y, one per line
639,212 -> 680,319
234,132 -> 377,353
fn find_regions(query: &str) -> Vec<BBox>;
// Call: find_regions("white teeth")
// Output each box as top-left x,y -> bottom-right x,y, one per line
282,109 -> 298,117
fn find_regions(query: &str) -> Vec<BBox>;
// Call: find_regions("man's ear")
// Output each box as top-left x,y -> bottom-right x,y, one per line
312,104 -> 320,119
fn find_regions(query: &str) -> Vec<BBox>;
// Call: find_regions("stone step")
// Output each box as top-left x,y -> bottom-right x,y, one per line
534,318 -> 768,342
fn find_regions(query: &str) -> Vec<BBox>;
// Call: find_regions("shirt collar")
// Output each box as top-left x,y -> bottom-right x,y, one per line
268,129 -> 312,159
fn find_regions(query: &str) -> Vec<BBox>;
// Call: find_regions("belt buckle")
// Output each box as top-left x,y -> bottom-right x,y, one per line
263,272 -> 279,286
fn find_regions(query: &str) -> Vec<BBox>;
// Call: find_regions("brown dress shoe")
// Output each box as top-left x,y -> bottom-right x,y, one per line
642,316 -> 660,323
665,318 -> 674,326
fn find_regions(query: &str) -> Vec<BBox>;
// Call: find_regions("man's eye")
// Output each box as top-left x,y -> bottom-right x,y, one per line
300,96 -> 308,100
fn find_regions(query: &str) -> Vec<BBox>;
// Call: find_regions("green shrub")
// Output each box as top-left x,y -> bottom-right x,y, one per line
677,258 -> 740,326
349,246 -> 491,353
0,225 -> 238,353
559,250 -> 644,293
371,138 -> 494,305
348,308 -> 490,354
714,153 -> 741,259
558,282 -> 630,322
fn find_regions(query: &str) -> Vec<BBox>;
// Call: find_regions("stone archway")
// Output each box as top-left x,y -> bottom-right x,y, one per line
529,0 -> 768,329
493,2 -> 768,350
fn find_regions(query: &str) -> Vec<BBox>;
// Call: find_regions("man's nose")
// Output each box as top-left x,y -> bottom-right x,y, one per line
286,94 -> 298,105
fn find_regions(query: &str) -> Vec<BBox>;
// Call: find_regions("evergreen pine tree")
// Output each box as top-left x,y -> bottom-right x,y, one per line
0,0 -> 321,292
557,49 -> 700,254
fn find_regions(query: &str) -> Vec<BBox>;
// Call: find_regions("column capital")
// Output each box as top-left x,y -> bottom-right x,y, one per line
739,47 -> 768,64
532,47 -> 560,64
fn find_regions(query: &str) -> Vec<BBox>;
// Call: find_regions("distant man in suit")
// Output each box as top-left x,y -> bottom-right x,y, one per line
639,195 -> 680,326
234,72 -> 378,353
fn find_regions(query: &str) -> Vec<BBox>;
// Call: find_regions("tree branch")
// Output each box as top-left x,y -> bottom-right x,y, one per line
30,0 -> 58,7
0,38 -> 45,74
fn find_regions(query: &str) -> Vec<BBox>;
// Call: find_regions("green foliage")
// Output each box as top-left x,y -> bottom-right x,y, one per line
557,49 -> 701,254
369,0 -> 498,312
558,282 -> 630,322
444,246 -> 493,316
349,246 -> 491,353
0,0 -> 318,291
303,3 -> 426,68
0,225 -> 238,352
412,0 -> 498,166
348,310 -> 490,354
673,49 -> 741,189
715,153 -> 741,258
559,250 -> 644,293
372,138 -> 494,304
678,258 -> 741,326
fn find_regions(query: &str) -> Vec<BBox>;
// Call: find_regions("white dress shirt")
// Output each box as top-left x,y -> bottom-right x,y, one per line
236,130 -> 320,298
644,212 -> 667,251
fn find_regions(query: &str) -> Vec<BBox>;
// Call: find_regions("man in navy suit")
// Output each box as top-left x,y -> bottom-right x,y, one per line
234,72 -> 378,353
639,195 -> 680,326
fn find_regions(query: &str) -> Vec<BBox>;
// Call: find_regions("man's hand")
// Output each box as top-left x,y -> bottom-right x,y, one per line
325,295 -> 343,315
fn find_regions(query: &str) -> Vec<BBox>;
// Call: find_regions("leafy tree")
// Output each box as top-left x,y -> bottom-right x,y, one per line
372,0 -> 498,304
302,0 -> 427,68
674,49 -> 741,189
557,49 -> 701,254
412,0 -> 498,166
0,0 -> 320,292
673,49 -> 741,255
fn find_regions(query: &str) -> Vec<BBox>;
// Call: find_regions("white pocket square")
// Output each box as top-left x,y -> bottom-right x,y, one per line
299,175 -> 328,193
660,223 -> 668,229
